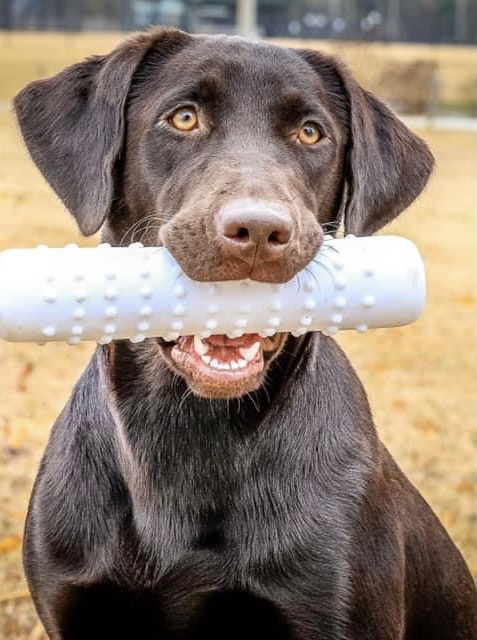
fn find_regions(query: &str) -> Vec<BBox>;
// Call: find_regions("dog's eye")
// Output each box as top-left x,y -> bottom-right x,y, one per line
169,107 -> 199,132
297,123 -> 321,145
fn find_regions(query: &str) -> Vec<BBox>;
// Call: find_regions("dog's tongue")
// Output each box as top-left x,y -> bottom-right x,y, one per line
204,333 -> 262,348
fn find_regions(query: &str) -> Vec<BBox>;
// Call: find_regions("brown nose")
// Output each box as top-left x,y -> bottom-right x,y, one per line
217,199 -> 294,265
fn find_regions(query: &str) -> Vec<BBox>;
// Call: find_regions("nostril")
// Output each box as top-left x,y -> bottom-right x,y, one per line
236,227 -> 249,241
268,228 -> 291,245
222,222 -> 251,243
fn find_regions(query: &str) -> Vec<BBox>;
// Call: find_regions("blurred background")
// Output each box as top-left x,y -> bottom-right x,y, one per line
0,0 -> 476,43
0,1 -> 475,638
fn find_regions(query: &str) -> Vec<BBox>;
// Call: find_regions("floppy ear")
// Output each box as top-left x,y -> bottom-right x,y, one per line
300,51 -> 434,235
14,28 -> 191,236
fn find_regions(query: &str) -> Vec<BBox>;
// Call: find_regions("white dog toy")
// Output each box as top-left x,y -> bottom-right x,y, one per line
0,235 -> 425,345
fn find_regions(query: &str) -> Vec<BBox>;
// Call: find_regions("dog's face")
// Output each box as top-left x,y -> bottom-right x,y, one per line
14,29 -> 433,399
124,36 -> 346,281
124,37 -> 346,397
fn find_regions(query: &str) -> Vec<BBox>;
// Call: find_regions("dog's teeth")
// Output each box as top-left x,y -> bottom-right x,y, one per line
205,357 -> 233,371
198,342 -> 257,371
239,342 -> 261,362
194,334 -> 209,355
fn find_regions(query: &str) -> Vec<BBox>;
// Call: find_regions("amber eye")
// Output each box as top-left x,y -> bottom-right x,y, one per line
297,122 -> 321,145
170,107 -> 199,132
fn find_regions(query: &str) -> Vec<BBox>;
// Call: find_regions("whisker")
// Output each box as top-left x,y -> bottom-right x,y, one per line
321,220 -> 339,232
137,224 -> 166,246
246,391 -> 260,413
295,272 -> 302,295
171,371 -> 183,395
174,270 -> 185,284
311,256 -> 335,282
120,212 -> 174,247
209,399 -> 218,422
320,242 -> 339,254
304,266 -> 321,292
120,214 -> 160,246
261,380 -> 271,404
178,388 -> 193,412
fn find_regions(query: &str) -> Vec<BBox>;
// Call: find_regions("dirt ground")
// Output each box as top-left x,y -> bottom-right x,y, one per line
0,35 -> 475,640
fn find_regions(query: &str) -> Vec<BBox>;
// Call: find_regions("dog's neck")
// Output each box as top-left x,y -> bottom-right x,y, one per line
95,336 -> 315,517
88,335 -> 378,559
103,334 -> 313,431
100,334 -> 376,463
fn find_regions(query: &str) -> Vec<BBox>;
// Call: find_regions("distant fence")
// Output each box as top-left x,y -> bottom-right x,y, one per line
0,1 -> 476,45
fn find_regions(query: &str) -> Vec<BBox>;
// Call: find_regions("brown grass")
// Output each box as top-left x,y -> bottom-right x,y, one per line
278,38 -> 477,112
0,33 -> 475,639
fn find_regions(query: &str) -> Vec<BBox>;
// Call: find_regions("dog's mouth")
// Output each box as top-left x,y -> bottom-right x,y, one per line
158,332 -> 285,399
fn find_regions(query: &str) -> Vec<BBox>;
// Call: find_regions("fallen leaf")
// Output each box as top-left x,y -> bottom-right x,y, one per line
392,399 -> 407,411
0,534 -> 22,554
457,480 -> 475,495
413,417 -> 438,434
456,294 -> 475,307
17,361 -> 34,392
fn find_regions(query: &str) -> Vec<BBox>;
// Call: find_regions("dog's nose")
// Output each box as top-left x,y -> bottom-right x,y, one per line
217,199 -> 293,265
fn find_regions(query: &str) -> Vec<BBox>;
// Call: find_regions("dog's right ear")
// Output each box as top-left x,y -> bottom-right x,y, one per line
14,28 -> 191,236
298,49 -> 434,236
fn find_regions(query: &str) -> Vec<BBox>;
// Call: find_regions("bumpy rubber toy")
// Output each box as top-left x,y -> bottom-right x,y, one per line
0,235 -> 425,345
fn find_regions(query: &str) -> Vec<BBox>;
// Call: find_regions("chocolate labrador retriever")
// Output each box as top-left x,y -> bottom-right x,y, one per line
14,28 -> 476,639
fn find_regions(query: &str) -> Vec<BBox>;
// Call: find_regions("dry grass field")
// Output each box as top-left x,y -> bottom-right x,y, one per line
0,32 -> 475,639
0,32 -> 476,112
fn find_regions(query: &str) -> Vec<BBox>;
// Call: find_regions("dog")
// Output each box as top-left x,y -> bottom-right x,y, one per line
14,28 -> 476,639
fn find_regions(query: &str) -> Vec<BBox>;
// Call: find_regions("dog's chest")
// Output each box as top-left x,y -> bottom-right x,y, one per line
113,380 -> 357,597
112,453 -> 353,639
118,432 -> 352,598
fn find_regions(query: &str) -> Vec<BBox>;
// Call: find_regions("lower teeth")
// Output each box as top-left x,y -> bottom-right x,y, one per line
200,355 -> 248,371
189,335 -> 262,372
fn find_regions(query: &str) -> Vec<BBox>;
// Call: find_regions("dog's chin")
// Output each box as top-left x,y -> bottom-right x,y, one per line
157,333 -> 286,399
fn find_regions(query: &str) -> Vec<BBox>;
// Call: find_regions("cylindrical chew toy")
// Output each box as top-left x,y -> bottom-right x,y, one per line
0,235 -> 425,345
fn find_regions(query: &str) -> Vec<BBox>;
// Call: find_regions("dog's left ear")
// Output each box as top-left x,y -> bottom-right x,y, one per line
300,50 -> 434,235
14,28 -> 191,236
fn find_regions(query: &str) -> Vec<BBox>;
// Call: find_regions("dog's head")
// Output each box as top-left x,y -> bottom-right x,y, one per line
14,28 -> 433,399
